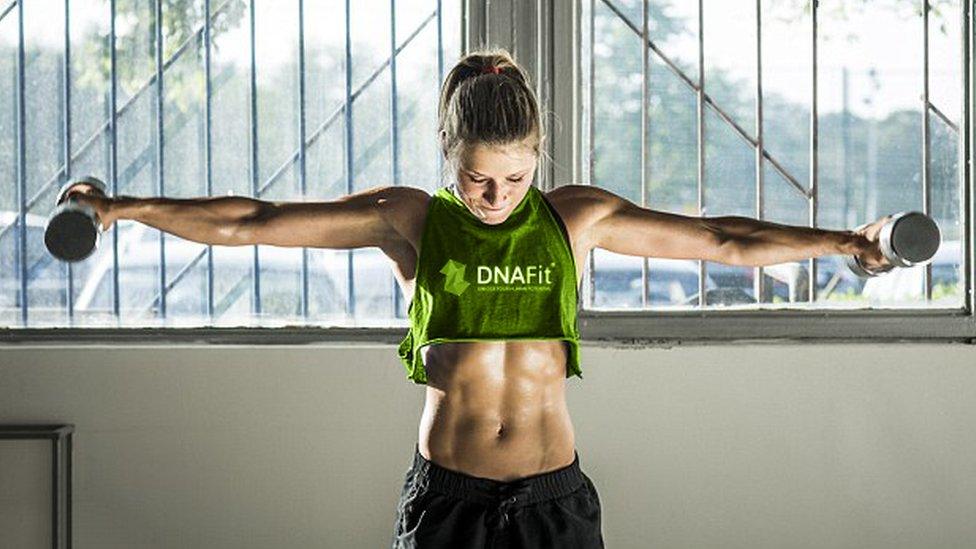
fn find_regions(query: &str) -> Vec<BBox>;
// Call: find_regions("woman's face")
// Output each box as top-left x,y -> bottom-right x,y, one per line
452,141 -> 538,225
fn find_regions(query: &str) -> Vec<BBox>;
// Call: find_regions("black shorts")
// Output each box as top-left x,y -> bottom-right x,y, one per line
391,443 -> 605,548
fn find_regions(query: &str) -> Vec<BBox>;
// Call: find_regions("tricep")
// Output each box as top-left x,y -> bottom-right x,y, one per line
586,186 -> 739,264
236,185 -> 414,250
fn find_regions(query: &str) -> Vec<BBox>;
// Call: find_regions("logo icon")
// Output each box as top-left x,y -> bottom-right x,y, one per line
440,259 -> 471,296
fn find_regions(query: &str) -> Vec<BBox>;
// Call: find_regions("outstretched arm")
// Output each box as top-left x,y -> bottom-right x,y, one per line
72,184 -> 410,250
584,185 -> 877,268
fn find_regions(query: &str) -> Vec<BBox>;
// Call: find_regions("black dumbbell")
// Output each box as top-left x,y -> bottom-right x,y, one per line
44,175 -> 109,262
846,211 -> 941,278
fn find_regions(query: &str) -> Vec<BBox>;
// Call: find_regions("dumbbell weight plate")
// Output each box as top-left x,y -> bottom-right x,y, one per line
45,202 -> 101,262
879,211 -> 941,268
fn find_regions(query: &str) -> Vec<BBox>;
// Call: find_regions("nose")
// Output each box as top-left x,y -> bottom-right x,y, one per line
483,187 -> 505,209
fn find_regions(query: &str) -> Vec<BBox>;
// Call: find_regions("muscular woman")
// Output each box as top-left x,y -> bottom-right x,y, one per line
64,48 -> 892,549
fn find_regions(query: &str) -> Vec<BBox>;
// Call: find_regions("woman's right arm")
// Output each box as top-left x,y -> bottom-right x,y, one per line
71,184 -> 412,250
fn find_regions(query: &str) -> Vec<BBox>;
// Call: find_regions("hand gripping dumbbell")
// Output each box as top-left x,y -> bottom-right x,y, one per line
44,175 -> 110,262
845,211 -> 941,278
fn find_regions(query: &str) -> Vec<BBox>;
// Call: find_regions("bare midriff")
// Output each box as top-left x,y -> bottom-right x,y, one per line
416,339 -> 578,482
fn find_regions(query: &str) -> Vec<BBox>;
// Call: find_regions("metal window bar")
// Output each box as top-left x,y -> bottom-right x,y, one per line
809,0 -> 819,303
110,0 -> 120,318
436,0 -> 444,181
923,0 -> 932,300
248,0 -> 260,315
298,0 -> 309,320
640,0 -> 648,307
696,0 -> 704,307
63,0 -> 74,325
754,0 -> 765,304
155,0 -> 167,319
205,0 -> 215,320
15,0 -> 25,325
586,0 -> 595,308
344,0 -> 354,318
390,0 -> 400,318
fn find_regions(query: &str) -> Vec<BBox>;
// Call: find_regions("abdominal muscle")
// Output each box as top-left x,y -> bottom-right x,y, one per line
417,339 -> 578,482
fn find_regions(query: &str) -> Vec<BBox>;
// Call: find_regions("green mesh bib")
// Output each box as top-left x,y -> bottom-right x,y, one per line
397,184 -> 582,384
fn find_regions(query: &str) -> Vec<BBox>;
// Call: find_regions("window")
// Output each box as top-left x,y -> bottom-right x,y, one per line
2,0 -> 973,344
0,0 -> 461,332
574,0 -> 974,341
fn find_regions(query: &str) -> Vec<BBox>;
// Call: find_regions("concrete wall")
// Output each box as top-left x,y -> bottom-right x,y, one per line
1,342 -> 975,548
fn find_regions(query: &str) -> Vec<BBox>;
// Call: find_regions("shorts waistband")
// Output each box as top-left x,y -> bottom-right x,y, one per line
410,442 -> 586,507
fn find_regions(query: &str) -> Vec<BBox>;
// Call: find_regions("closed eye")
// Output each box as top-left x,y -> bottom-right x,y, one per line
471,177 -> 525,184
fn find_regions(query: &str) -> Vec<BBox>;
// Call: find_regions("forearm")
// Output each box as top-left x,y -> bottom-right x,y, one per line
108,195 -> 265,246
708,215 -> 864,267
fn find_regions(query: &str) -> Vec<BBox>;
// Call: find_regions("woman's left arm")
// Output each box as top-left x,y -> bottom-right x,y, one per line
575,183 -> 887,269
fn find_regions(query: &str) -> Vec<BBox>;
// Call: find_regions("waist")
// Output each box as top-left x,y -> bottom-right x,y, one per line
408,442 -> 586,506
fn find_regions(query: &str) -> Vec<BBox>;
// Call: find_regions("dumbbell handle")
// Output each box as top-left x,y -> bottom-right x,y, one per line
849,222 -> 895,277
847,211 -> 941,278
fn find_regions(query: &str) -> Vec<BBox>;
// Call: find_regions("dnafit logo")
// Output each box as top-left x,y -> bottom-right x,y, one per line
440,259 -> 555,296
440,259 -> 471,296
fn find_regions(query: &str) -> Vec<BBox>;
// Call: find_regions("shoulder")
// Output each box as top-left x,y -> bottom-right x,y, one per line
543,184 -> 623,213
375,185 -> 433,253
542,184 -> 623,246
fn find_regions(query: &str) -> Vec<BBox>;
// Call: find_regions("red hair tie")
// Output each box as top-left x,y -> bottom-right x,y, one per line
481,65 -> 502,75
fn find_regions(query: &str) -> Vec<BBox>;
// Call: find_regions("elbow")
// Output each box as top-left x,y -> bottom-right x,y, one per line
714,234 -> 752,267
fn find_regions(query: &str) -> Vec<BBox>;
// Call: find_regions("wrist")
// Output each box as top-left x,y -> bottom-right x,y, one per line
837,229 -> 866,256
106,195 -> 138,225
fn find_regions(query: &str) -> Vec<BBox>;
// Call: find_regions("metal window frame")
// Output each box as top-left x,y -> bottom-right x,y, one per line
1,0 -> 974,347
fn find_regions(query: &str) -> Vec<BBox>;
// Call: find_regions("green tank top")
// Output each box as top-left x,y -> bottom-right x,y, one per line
397,184 -> 583,385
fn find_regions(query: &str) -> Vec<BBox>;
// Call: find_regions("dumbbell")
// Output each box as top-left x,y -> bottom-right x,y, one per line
44,175 -> 110,262
845,211 -> 941,278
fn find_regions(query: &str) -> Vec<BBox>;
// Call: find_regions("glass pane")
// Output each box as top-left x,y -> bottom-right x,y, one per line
589,0 -> 643,309
396,3 -> 440,193
304,0 -> 346,138
114,0 -> 158,324
761,163 -> 813,305
818,0 -> 929,308
703,0 -> 756,134
255,0 -> 298,190
24,1 -> 67,324
0,7 -> 22,325
208,0 -> 254,325
760,0 -> 811,187
647,40 -> 701,308
703,106 -> 756,307
649,0 -> 698,78
929,0 -> 962,127
928,108 -> 963,306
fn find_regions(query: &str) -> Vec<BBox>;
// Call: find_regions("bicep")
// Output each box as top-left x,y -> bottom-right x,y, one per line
590,190 -> 737,263
239,185 -> 403,249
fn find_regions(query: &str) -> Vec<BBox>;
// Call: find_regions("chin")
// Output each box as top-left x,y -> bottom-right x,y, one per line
483,210 -> 509,221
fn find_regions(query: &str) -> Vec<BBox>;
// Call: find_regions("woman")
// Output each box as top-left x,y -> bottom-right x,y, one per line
64,48 -> 892,548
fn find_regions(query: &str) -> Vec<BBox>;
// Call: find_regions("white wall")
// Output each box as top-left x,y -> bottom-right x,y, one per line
1,343 -> 975,548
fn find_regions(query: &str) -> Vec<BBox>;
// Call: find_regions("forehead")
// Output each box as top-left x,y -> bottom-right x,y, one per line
460,142 -> 537,175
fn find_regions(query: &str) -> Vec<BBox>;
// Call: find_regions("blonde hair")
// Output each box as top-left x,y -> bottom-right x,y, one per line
437,47 -> 550,187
